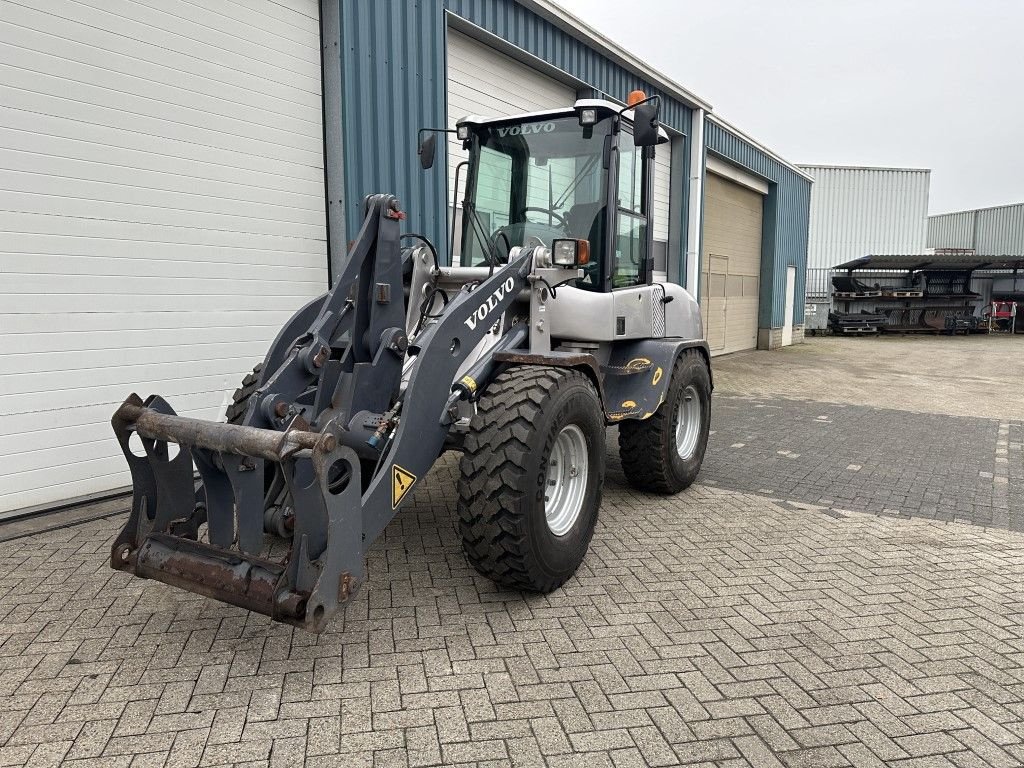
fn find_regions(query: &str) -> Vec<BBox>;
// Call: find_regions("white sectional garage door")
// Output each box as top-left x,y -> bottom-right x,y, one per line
701,170 -> 764,356
446,28 -> 577,248
446,29 -> 671,265
0,0 -> 327,517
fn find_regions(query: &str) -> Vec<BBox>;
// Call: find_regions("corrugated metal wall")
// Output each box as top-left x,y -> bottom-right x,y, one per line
334,0 -> 811,328
705,121 -> 812,327
337,1 -> 448,251
929,203 -> 1024,255
799,166 -> 929,270
336,0 -> 693,269
977,204 -> 1024,254
927,210 -> 974,250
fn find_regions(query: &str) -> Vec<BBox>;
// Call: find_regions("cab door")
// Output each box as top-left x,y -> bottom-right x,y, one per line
607,127 -> 653,291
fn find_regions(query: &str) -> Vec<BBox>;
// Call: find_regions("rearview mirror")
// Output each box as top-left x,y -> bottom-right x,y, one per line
633,102 -> 661,147
418,133 -> 436,170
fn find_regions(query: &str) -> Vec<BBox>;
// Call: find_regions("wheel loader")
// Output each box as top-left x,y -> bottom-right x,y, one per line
111,92 -> 712,632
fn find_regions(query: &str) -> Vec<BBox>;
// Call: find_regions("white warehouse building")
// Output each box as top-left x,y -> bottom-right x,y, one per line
800,165 -> 931,295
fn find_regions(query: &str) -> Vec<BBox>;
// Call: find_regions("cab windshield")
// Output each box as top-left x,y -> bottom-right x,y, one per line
460,115 -> 611,287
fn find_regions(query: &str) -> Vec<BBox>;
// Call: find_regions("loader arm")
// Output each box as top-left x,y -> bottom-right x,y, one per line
360,253 -> 532,543
110,191 -> 534,632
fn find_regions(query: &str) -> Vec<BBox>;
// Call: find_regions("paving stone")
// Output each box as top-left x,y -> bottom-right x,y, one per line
2,337 -> 1024,767
703,396 -> 1024,532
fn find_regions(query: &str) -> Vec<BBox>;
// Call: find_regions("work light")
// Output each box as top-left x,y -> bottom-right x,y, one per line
551,239 -> 590,267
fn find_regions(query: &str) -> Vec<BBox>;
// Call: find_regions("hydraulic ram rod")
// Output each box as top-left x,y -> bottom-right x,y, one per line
114,400 -> 334,462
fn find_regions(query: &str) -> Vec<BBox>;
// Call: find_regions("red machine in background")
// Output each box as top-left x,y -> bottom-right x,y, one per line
984,300 -> 1017,333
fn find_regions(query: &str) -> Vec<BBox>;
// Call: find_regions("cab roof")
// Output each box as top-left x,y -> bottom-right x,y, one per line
456,98 -> 671,143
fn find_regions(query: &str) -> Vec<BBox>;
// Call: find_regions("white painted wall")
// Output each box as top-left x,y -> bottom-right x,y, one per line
0,0 -> 326,517
783,266 -> 796,346
651,133 -> 672,246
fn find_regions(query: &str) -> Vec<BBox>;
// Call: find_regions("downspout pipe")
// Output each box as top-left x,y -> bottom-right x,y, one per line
320,0 -> 346,283
685,108 -> 705,298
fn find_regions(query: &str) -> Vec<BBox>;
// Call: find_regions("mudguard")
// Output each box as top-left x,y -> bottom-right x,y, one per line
603,338 -> 711,422
493,338 -> 710,424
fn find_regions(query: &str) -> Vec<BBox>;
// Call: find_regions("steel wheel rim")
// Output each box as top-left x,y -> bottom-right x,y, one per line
544,424 -> 589,536
675,385 -> 701,460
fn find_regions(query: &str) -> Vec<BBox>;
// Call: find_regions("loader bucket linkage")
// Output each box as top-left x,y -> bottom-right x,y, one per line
110,194 -> 535,632
111,393 -> 363,631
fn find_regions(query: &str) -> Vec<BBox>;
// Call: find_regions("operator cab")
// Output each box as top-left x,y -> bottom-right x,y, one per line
419,94 -> 668,293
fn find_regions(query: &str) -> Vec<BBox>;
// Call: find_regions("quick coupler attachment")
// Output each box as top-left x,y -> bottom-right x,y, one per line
110,393 -> 366,632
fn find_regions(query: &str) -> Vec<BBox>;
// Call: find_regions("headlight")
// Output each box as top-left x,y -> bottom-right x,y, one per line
456,124 -> 470,140
551,239 -> 590,267
578,107 -> 597,126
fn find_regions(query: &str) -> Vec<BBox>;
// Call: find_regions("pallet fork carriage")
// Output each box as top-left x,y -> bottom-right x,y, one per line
111,95 -> 712,632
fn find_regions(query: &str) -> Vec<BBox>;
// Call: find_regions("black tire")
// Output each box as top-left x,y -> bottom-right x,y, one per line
226,363 -> 264,425
618,349 -> 711,494
457,366 -> 605,592
224,362 -> 292,535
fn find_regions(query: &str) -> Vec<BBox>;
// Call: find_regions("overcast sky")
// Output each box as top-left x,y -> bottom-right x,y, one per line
559,0 -> 1022,214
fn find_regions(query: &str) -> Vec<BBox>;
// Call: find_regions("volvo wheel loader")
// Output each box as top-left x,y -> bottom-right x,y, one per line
111,93 -> 712,632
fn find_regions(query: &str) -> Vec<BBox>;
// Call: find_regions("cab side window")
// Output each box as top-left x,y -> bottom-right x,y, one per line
614,142 -> 646,288
475,147 -> 513,230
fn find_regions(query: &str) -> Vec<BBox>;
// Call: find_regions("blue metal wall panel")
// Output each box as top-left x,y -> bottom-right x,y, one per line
337,0 -> 448,250
705,121 -> 811,327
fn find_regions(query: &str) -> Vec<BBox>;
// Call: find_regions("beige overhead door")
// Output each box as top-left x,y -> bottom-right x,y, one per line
701,171 -> 764,355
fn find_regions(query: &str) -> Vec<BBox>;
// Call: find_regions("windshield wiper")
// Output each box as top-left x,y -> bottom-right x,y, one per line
462,200 -> 502,275
553,153 -> 600,211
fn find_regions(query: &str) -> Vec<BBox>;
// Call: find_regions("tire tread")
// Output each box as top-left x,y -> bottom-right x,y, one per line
225,362 -> 264,425
457,365 -> 596,592
618,349 -> 708,494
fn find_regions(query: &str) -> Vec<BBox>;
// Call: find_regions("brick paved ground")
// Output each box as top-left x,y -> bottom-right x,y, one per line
714,334 -> 1024,421
703,398 -> 1024,531
2,336 -> 1024,767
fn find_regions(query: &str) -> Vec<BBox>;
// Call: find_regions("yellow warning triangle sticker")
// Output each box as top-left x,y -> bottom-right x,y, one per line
391,464 -> 417,509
